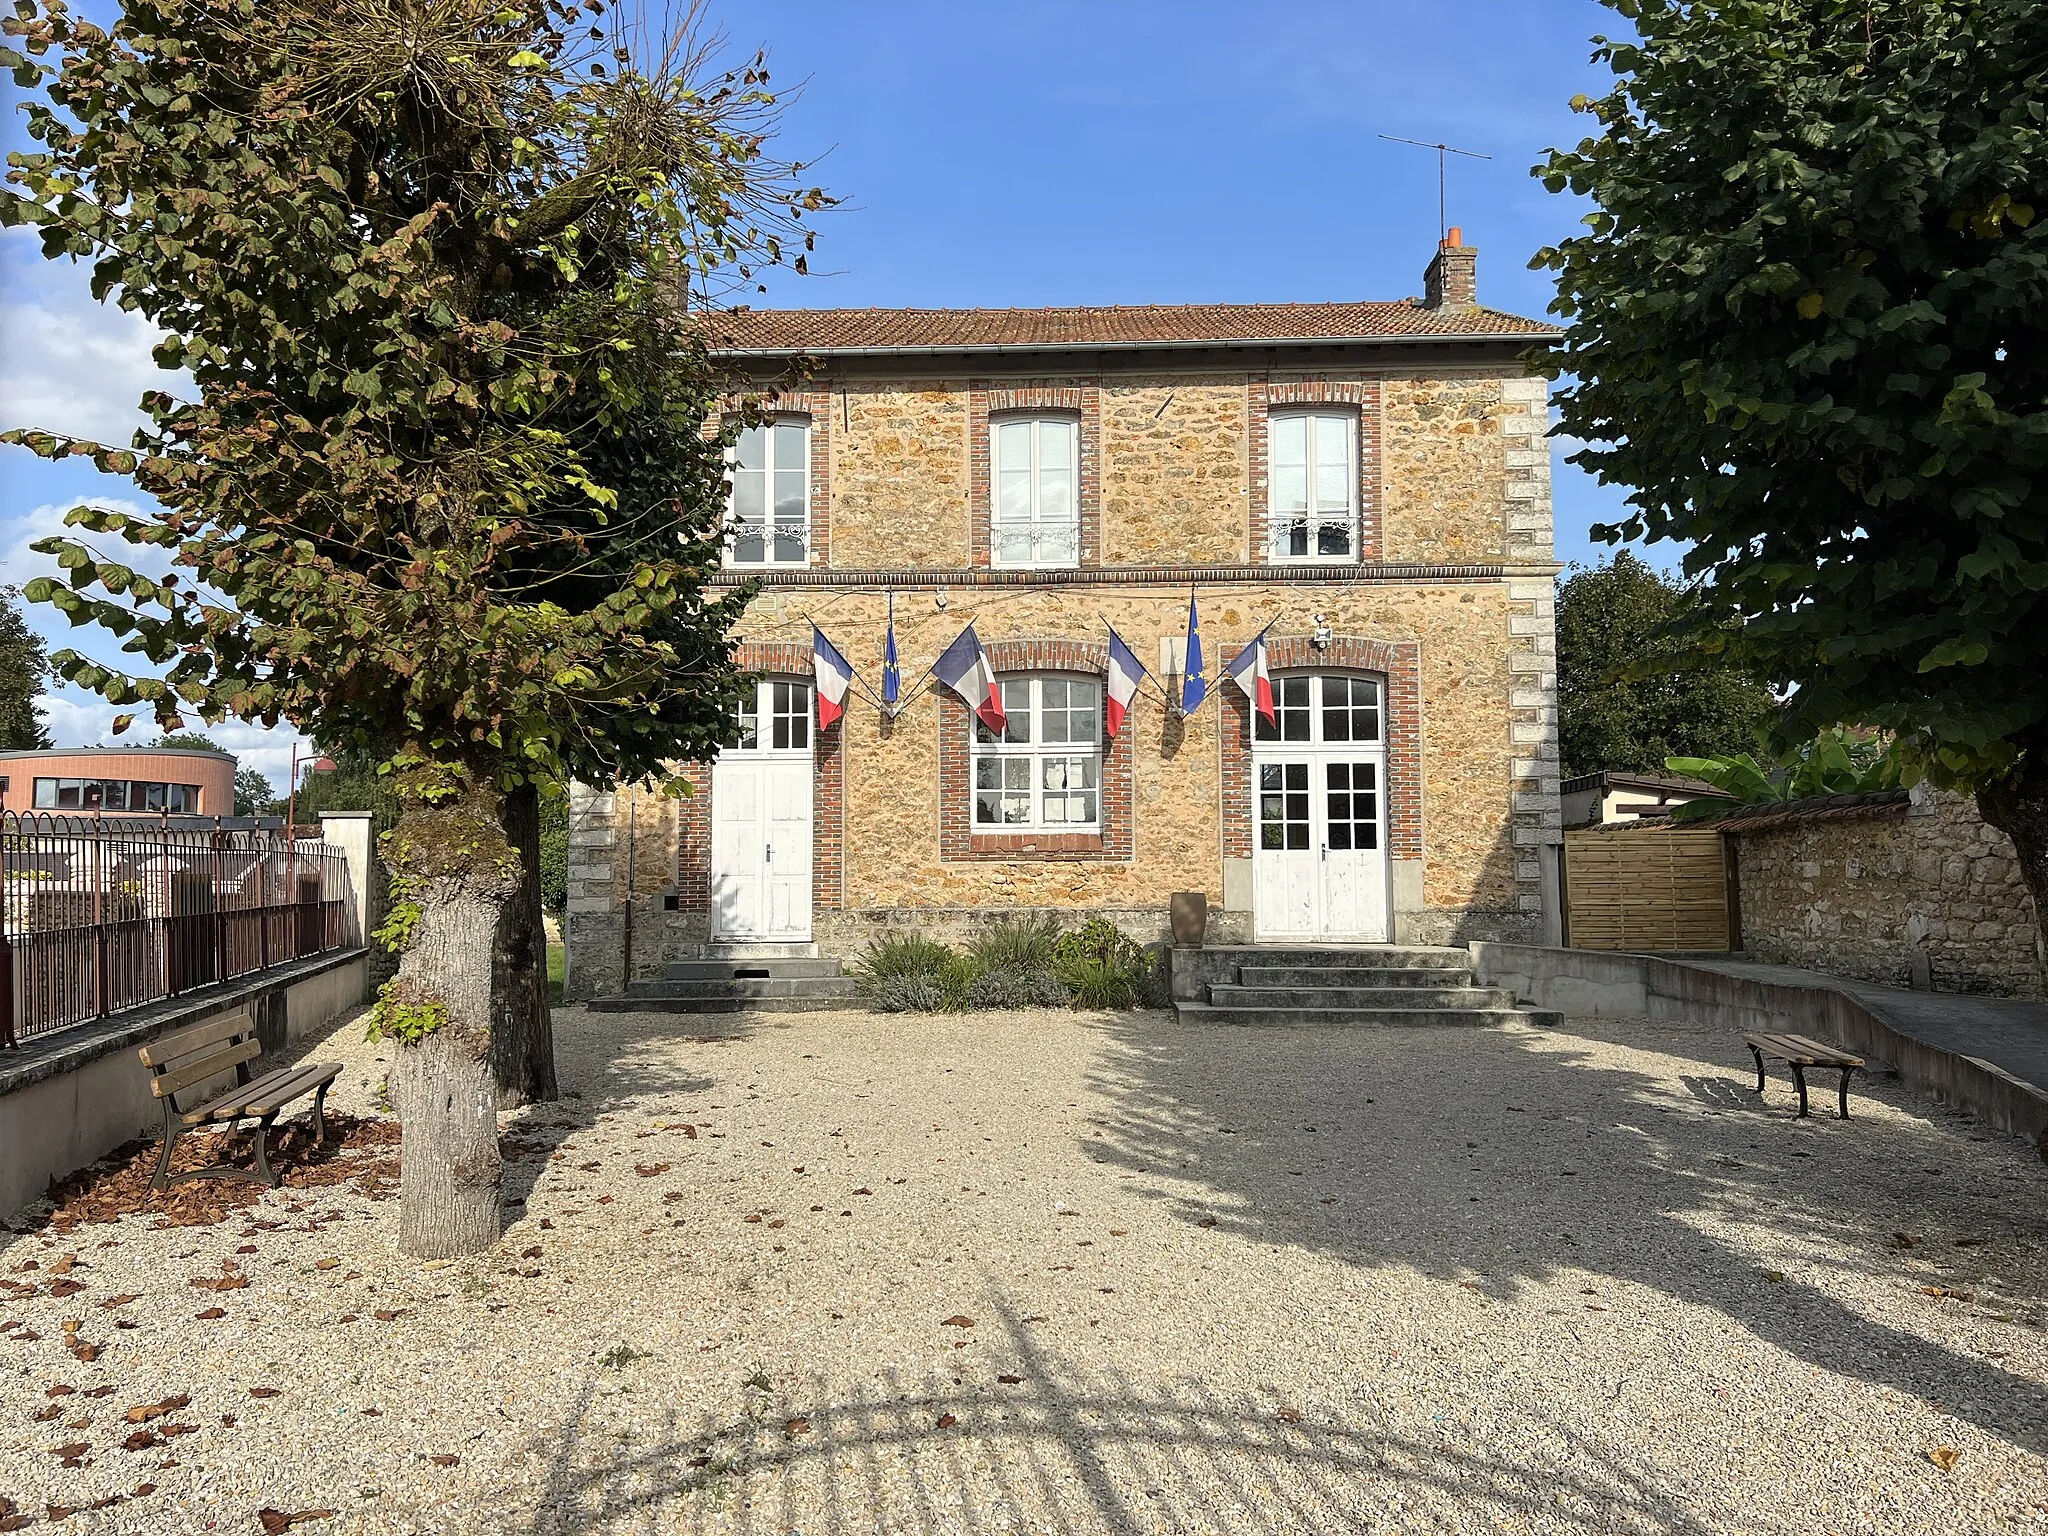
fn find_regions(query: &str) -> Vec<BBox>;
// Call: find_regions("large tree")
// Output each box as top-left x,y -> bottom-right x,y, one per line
0,585 -> 53,749
1537,0 -> 2048,927
2,0 -> 823,1255
1557,551 -> 1778,777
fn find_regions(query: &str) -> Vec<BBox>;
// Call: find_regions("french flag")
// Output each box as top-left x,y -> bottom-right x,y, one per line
1104,625 -> 1147,739
934,623 -> 1006,734
1225,625 -> 1276,726
812,626 -> 855,730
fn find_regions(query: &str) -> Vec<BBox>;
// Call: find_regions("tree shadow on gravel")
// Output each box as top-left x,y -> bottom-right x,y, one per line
500,1298 -> 1723,1536
1080,1012 -> 2048,1458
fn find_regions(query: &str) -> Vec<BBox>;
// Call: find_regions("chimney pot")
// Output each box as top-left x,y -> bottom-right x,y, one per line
1424,231 -> 1478,309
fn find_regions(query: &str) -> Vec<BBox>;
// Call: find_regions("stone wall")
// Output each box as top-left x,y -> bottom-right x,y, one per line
1735,786 -> 2045,998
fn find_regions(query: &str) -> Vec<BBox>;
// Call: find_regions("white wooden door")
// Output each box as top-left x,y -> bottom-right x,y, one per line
1250,673 -> 1389,943
711,680 -> 814,941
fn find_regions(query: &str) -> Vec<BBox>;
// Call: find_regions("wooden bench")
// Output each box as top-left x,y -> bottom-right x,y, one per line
1743,1032 -> 1865,1120
138,1010 -> 343,1189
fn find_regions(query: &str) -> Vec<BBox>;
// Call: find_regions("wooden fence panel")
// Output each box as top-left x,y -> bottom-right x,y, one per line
1564,826 -> 1730,952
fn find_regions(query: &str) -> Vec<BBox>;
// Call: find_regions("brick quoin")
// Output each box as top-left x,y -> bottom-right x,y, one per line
967,382 -> 1102,570
1219,635 -> 1422,862
938,638 -> 1134,863
671,640 -> 843,916
1246,378 -> 1382,564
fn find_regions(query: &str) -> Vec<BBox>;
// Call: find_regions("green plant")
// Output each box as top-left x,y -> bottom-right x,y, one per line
867,974 -> 947,1014
851,933 -> 957,985
967,965 -> 1071,1010
1667,727 -> 1903,820
934,952 -> 983,1012
965,915 -> 1061,973
365,978 -> 449,1045
1064,956 -> 1138,1011
599,1342 -> 652,1370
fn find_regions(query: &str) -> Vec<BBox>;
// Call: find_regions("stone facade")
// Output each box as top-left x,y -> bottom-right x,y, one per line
1735,786 -> 2045,999
563,250 -> 1564,998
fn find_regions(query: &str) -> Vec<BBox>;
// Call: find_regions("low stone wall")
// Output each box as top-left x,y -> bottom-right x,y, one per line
1468,941 -> 2048,1156
1735,786 -> 2043,999
0,948 -> 370,1221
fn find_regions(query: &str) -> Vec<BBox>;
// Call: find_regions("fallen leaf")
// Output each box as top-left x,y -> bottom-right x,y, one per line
1197,1216 -> 1217,1228
1920,1286 -> 1978,1302
195,1307 -> 227,1320
1929,1446 -> 1961,1472
372,1309 -> 403,1322
941,1315 -> 975,1328
1891,1232 -> 1919,1249
429,1453 -> 459,1467
49,1442 -> 90,1460
258,1510 -> 335,1533
34,1404 -> 62,1422
123,1429 -> 161,1451
1277,1407 -> 1303,1424
743,1214 -> 763,1224
521,1247 -> 542,1259
997,1374 -> 1023,1385
783,1417 -> 811,1438
635,1163 -> 670,1178
48,1384 -> 76,1397
935,1413 -> 957,1428
125,1395 -> 190,1423
249,1387 -> 282,1399
852,1187 -> 873,1196
221,1414 -> 237,1427
48,1279 -> 85,1297
189,1275 -> 248,1292
315,1259 -> 339,1271
100,1293 -> 140,1309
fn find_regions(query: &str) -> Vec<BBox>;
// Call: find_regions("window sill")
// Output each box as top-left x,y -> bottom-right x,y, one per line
961,830 -> 1113,860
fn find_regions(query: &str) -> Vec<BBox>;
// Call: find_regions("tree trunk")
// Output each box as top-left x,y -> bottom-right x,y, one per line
1976,742 -> 2048,997
489,782 -> 557,1108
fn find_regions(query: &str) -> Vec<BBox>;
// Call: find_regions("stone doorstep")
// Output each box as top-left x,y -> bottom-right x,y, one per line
0,947 -> 369,1099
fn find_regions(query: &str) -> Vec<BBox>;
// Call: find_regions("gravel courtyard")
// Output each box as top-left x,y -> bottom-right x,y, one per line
4,1003 -> 2046,1535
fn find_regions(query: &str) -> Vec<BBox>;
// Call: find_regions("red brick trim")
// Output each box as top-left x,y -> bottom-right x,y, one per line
1247,378 -> 1382,564
939,637 -> 1134,862
967,382 -> 1101,570
671,643 -> 843,915
1219,635 -> 1421,862
715,390 -> 832,568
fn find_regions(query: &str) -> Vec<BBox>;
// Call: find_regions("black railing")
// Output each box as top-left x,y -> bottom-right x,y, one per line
0,811 -> 358,1048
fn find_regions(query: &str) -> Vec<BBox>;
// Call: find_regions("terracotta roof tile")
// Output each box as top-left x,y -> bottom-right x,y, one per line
704,301 -> 1559,354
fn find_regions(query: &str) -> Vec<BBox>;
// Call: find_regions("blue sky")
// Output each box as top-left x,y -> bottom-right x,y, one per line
0,0 -> 1636,777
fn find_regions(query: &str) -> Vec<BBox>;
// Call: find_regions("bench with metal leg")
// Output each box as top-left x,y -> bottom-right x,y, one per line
138,1009 -> 344,1189
1742,1031 -> 1865,1120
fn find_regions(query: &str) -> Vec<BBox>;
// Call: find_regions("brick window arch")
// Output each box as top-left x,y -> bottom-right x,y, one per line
940,637 -> 1134,861
1219,634 -> 1421,863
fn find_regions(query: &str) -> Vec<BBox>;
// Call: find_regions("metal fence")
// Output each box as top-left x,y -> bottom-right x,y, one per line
0,811 -> 359,1048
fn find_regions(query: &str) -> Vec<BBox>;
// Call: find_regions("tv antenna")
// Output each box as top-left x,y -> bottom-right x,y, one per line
1378,135 -> 1492,243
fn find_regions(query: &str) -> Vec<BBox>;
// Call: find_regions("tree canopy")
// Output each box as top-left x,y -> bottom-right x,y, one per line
1536,0 -> 2048,908
0,585 -> 53,750
1557,551 -> 1778,777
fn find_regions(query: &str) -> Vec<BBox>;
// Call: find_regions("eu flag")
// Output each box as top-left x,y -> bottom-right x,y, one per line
882,593 -> 901,707
1180,593 -> 1207,714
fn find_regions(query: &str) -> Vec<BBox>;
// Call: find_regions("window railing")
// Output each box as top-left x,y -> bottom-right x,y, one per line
0,811 -> 359,1049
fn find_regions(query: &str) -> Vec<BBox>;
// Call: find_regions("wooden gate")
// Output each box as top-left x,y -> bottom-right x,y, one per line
1563,826 -> 1732,952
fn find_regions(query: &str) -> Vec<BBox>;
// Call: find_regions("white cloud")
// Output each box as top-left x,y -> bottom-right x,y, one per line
0,229 -> 184,446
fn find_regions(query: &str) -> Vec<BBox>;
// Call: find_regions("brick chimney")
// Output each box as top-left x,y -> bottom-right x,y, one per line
1423,226 -> 1477,309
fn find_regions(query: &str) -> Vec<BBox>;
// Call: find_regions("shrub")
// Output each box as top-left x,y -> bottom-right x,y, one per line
868,974 -> 947,1013
968,964 -> 1073,1010
852,933 -> 955,984
934,952 -> 983,1012
965,914 -> 1062,973
1064,956 -> 1138,1011
1052,916 -> 1143,975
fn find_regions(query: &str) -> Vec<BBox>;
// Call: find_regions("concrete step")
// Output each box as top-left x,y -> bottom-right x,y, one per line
658,958 -> 845,981
623,976 -> 858,1002
1176,1001 -> 1563,1029
1207,984 -> 1516,1010
1234,965 -> 1474,989
1201,946 -> 1472,970
587,994 -> 850,1015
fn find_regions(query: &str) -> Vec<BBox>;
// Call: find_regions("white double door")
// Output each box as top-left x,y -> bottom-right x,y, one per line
711,679 -> 814,941
1251,673 -> 1390,942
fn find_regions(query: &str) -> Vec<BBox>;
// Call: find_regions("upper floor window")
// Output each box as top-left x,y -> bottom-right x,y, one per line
728,418 -> 810,567
993,416 -> 1079,569
1269,410 -> 1356,562
973,674 -> 1100,829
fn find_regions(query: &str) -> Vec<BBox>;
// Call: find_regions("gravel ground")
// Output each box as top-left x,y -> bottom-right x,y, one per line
3,1003 -> 2046,1536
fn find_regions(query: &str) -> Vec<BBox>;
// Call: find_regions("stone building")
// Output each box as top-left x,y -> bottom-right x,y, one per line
564,232 -> 1564,997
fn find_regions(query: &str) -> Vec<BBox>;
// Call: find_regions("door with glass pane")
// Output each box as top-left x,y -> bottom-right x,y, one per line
1251,674 -> 1389,941
712,680 -> 814,940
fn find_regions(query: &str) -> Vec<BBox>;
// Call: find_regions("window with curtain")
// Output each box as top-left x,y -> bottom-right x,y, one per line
992,416 -> 1079,568
727,419 -> 810,566
1268,409 -> 1356,561
972,675 -> 1101,829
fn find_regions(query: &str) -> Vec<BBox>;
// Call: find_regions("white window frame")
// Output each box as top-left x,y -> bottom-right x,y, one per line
1266,408 -> 1358,563
725,416 -> 811,569
728,678 -> 814,754
1252,672 -> 1384,747
990,414 -> 1081,571
972,674 -> 1102,832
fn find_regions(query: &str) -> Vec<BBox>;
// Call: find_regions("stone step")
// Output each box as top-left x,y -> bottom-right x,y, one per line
1207,984 -> 1515,1010
1176,1001 -> 1563,1029
658,958 -> 845,981
1234,965 -> 1474,989
1200,946 -> 1471,969
587,994 -> 850,1015
623,976 -> 858,1002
